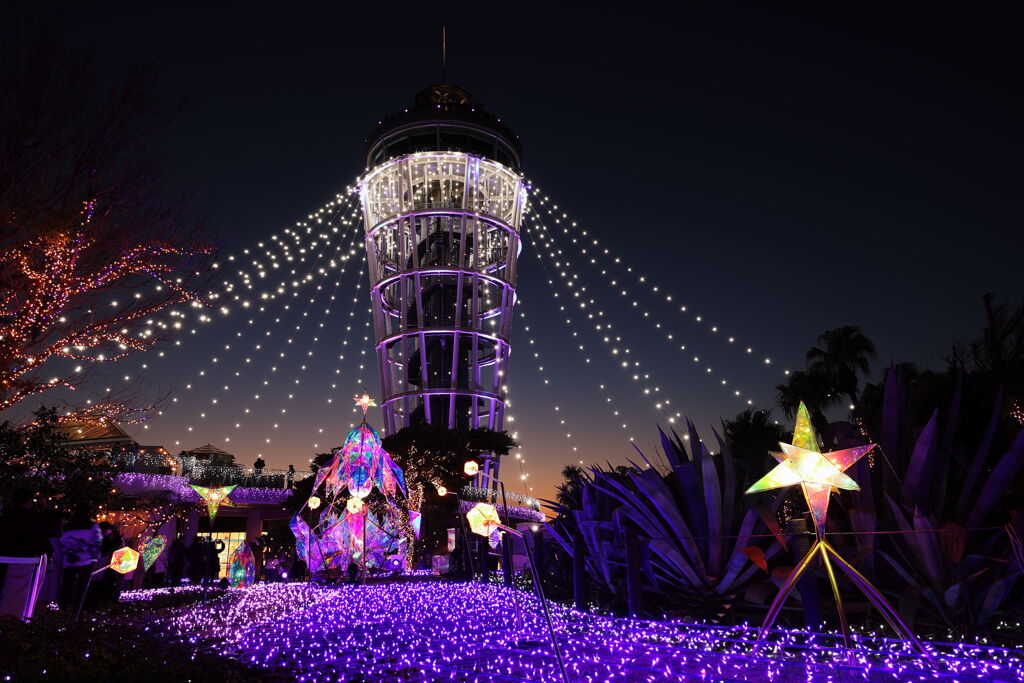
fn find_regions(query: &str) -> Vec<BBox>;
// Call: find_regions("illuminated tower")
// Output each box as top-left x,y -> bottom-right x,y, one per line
359,84 -> 524,463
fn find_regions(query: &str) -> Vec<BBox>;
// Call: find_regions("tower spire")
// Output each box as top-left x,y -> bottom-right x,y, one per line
441,26 -> 447,83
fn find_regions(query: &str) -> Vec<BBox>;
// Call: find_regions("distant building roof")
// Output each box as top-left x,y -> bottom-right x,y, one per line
57,419 -> 136,447
184,443 -> 234,457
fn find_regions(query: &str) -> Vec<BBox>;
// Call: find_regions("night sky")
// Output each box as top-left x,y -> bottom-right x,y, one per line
6,3 -> 1022,502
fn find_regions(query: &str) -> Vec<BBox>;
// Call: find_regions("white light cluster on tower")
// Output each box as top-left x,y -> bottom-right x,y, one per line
527,186 -> 792,392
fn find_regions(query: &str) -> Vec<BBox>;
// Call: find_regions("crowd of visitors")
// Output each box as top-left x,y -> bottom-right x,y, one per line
0,489 -> 302,617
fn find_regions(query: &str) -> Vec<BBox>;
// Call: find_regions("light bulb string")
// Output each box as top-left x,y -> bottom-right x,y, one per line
146,197 -> 361,449
100,189 -> 361,407
180,204 -> 364,453
309,252 -> 369,454
523,210 -> 682,432
526,201 -> 757,408
250,212 -> 368,454
526,184 -> 792,385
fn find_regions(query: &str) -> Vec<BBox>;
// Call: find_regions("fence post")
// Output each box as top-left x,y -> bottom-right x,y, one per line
573,527 -> 587,610
786,516 -> 821,631
625,528 -> 642,617
502,532 -> 514,588
532,528 -> 545,599
480,536 -> 490,584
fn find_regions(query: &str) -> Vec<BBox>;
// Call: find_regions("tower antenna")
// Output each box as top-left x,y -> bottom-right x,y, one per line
441,25 -> 447,82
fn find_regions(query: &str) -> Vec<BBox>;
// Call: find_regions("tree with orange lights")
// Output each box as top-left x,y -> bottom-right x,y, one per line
0,27 -> 214,420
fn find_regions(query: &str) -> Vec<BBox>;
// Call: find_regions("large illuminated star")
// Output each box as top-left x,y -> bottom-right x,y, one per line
190,484 -> 237,523
746,402 -> 875,536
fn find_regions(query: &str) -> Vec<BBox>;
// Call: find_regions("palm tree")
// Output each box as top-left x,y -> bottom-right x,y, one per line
806,325 -> 877,408
775,368 -> 838,435
723,408 -> 788,473
554,464 -> 587,510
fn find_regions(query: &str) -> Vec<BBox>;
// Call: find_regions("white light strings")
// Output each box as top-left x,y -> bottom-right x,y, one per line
84,188 -> 362,423
523,207 -> 684,430
527,186 -> 792,390
175,204 -> 364,452
526,202 -> 757,408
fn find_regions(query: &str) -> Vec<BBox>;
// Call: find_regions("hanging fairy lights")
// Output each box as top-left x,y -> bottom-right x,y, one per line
526,202 -> 758,408
527,187 -> 792,390
74,187 -> 365,430
521,208 -> 683,433
172,204 -> 366,452
514,295 -> 620,467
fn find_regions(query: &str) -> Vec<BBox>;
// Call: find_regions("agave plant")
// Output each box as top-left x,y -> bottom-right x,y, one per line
546,420 -> 785,619
840,366 -> 1024,633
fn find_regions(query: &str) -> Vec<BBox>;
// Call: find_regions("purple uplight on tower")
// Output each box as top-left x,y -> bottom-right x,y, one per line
359,84 -> 525,481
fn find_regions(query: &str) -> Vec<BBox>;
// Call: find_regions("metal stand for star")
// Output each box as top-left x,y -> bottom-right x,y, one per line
757,525 -> 931,659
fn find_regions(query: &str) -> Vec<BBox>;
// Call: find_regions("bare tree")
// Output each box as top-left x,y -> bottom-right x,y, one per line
0,25 -> 214,419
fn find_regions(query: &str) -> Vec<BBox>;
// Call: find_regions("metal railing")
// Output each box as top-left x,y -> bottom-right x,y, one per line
104,452 -> 312,489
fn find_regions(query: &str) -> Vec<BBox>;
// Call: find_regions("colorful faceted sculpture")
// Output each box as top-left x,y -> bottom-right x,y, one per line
319,422 -> 406,500
410,511 -> 422,540
228,541 -> 257,588
110,547 -> 140,575
290,409 -> 410,578
746,400 -> 928,657
190,484 -> 237,523
746,402 -> 873,537
140,535 -> 167,571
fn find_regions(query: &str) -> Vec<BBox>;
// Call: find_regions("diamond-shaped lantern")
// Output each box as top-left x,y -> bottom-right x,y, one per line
111,547 -> 140,574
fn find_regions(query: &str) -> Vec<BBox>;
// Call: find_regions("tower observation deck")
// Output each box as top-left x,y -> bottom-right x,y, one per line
359,84 -> 525,459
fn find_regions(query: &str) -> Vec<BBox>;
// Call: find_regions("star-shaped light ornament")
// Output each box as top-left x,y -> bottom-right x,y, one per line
746,402 -> 875,537
353,391 -> 377,417
190,484 -> 237,523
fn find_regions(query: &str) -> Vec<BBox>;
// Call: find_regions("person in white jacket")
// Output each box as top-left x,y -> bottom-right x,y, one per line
57,503 -> 101,609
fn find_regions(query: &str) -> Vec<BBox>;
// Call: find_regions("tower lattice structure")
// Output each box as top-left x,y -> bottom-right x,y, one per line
359,84 -> 524,479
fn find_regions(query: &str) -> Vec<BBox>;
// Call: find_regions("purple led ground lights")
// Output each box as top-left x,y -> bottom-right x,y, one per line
125,582 -> 1023,682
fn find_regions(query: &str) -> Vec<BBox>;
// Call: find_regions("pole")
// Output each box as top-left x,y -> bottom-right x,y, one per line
499,482 -> 513,588
498,481 -> 523,633
625,528 -> 642,618
786,516 -> 821,630
521,531 -> 570,683
572,527 -> 586,610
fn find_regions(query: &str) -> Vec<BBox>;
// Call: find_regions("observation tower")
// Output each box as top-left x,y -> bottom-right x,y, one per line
358,84 -> 524,478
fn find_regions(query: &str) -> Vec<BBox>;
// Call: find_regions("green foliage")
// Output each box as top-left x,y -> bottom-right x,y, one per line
0,407 -> 121,515
381,423 -> 518,497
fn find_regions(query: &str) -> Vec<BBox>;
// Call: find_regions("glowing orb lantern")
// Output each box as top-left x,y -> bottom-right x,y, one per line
436,485 -> 448,497
346,497 -> 365,515
463,461 -> 479,476
110,547 -> 140,574
308,495 -> 322,510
